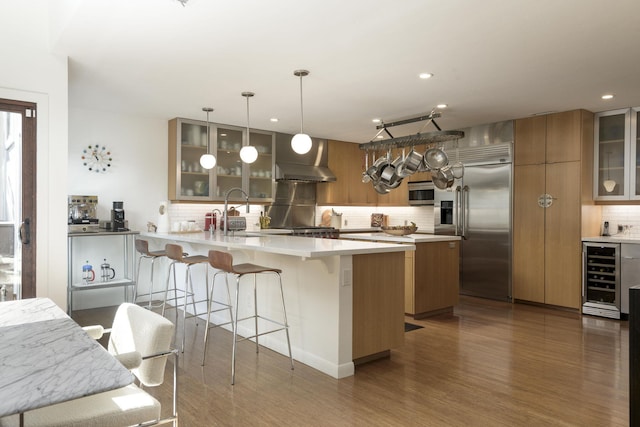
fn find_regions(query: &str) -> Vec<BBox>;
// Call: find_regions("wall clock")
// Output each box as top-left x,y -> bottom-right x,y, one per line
82,145 -> 112,173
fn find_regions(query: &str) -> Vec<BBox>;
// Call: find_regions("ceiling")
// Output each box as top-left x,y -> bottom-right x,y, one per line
51,0 -> 640,143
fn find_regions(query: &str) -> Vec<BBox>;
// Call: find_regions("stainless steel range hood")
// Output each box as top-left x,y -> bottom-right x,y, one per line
274,133 -> 336,182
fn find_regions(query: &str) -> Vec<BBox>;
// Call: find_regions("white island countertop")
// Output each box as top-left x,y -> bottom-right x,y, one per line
339,232 -> 461,244
140,231 -> 414,258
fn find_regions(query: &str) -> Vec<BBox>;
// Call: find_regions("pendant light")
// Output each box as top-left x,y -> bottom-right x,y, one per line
291,69 -> 312,155
199,107 -> 216,170
603,150 -> 616,192
239,92 -> 258,164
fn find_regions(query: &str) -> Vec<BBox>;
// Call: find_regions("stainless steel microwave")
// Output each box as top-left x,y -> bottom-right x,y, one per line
408,181 -> 434,205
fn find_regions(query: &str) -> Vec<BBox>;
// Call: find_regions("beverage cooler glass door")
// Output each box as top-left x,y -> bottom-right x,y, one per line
582,242 -> 621,319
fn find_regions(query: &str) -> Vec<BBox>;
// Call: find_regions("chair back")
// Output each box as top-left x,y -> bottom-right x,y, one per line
135,239 -> 150,256
165,243 -> 185,262
108,303 -> 174,387
209,250 -> 235,273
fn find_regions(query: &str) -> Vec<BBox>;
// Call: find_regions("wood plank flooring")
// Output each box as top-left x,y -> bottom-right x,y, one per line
72,296 -> 629,426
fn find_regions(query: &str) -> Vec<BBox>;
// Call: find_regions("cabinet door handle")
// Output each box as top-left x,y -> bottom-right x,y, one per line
19,218 -> 30,244
537,193 -> 556,208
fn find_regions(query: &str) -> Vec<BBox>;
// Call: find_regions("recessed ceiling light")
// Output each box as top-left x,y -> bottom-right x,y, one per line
372,118 -> 381,123
270,118 -> 279,122
602,94 -> 614,100
436,104 -> 448,109
376,135 -> 384,139
419,73 -> 434,79
220,133 -> 227,137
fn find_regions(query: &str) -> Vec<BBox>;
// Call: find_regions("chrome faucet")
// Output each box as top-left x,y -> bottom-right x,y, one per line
223,187 -> 250,236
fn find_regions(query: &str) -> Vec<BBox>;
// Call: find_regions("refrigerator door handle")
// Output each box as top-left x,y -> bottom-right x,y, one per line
455,185 -> 462,236
462,185 -> 470,238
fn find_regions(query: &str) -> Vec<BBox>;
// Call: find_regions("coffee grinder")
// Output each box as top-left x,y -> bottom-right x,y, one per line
111,201 -> 127,231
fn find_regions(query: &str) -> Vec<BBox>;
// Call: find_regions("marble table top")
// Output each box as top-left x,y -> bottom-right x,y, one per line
0,298 -> 134,417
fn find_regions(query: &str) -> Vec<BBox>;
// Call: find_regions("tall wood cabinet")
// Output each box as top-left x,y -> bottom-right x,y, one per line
513,109 -> 599,309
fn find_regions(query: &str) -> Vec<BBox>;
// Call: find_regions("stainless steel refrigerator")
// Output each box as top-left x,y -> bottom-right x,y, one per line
434,127 -> 513,301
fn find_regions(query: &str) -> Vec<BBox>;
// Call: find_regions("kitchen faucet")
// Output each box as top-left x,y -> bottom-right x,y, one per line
223,187 -> 250,236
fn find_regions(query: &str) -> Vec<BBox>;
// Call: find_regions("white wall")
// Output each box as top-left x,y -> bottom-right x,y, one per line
67,108 -> 168,231
0,1 -> 69,308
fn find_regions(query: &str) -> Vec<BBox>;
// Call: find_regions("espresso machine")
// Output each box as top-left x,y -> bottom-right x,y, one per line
68,195 -> 99,233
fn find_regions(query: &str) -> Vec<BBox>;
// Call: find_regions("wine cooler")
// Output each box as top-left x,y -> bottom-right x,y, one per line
582,242 -> 621,319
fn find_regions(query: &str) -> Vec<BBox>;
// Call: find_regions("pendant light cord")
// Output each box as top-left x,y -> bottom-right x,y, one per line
246,95 -> 251,146
299,74 -> 304,133
206,109 -> 211,153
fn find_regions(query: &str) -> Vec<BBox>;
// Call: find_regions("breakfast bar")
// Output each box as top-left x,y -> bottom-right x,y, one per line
141,231 -> 413,378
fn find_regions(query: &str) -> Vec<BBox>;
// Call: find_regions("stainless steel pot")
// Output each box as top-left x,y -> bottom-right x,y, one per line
397,148 -> 423,177
424,148 -> 449,170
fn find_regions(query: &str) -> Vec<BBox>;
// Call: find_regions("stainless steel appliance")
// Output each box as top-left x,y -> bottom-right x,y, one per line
265,181 -> 317,228
408,181 -> 434,205
111,201 -> 127,231
434,121 -> 513,301
274,226 -> 338,239
68,195 -> 99,233
583,242 -> 620,319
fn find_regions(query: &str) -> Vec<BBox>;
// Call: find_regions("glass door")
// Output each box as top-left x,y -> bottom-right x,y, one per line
631,107 -> 640,199
0,98 -> 37,300
179,120 -> 211,199
215,125 -> 244,199
594,108 -> 630,200
247,130 -> 274,200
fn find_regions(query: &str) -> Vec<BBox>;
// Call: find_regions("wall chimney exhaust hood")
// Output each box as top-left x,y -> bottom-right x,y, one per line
274,133 -> 336,182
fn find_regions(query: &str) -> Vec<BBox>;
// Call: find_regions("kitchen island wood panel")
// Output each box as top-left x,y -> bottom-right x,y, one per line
410,240 -> 460,318
352,251 -> 404,361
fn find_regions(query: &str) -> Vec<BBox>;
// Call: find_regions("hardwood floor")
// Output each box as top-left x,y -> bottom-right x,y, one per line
72,296 -> 629,426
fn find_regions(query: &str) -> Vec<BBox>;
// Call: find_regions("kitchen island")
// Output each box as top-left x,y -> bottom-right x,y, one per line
140,231 -> 413,379
340,232 -> 462,318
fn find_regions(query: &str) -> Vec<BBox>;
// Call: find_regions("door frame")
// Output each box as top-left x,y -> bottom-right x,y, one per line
0,98 -> 37,298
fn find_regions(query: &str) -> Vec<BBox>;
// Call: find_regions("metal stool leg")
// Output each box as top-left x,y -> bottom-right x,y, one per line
276,272 -> 294,370
253,274 -> 259,353
232,274 -> 241,385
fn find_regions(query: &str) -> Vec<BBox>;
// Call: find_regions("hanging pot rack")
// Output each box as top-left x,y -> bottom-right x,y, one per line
359,111 -> 464,151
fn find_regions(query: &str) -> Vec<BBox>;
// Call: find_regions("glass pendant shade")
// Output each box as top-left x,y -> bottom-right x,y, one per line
604,180 -> 616,192
200,153 -> 216,169
240,145 -> 258,163
292,133 -> 312,154
291,69 -> 312,155
200,107 -> 216,169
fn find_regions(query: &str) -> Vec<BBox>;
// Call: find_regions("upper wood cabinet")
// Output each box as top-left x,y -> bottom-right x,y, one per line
593,107 -> 640,201
317,140 -> 377,206
514,110 -> 584,166
168,118 -> 275,202
513,109 -> 596,310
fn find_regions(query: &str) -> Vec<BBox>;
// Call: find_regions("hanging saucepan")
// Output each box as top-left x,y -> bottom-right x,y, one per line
398,148 -> 424,177
374,181 -> 391,194
365,154 -> 387,184
431,166 -> 455,190
424,147 -> 449,170
379,154 -> 404,188
362,151 -> 372,183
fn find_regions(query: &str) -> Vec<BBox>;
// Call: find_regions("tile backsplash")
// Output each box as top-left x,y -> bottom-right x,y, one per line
162,202 -> 434,233
602,205 -> 640,237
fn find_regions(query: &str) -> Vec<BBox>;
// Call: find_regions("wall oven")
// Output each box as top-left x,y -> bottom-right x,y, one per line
408,181 -> 434,206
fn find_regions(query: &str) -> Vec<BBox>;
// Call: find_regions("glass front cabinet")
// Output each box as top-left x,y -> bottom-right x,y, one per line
594,107 -> 640,200
169,118 -> 275,202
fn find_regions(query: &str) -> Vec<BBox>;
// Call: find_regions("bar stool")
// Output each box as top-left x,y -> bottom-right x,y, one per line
208,250 -> 294,384
164,243 -> 209,352
201,256 -> 235,366
133,239 -> 169,311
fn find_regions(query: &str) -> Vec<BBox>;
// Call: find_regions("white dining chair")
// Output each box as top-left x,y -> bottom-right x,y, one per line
0,303 -> 178,427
